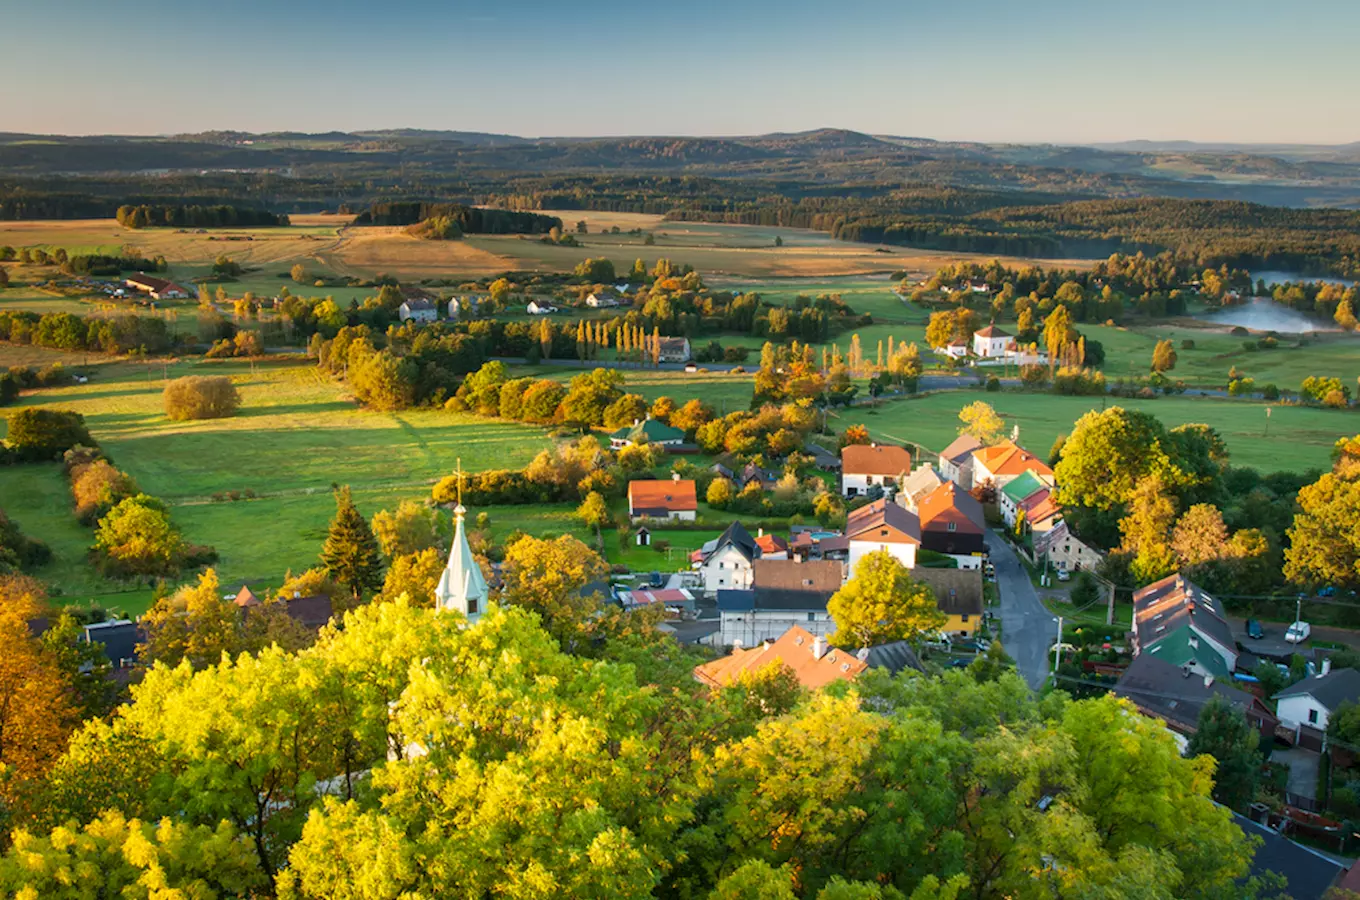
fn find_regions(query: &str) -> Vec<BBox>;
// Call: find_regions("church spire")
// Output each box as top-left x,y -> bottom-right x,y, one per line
435,458 -> 488,622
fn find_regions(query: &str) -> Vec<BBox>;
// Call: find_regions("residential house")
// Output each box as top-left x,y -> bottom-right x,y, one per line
124,273 -> 190,300
998,470 -> 1048,528
657,337 -> 692,363
916,481 -> 986,568
697,521 -> 761,594
738,462 -> 780,492
526,300 -> 557,315
937,434 -> 981,490
694,625 -> 868,690
1131,574 -> 1237,679
940,338 -> 970,359
1275,664 -> 1360,734
803,441 -> 842,471
1045,528 -> 1103,571
609,417 -> 686,450
448,295 -> 480,320
841,443 -> 912,497
844,497 -> 920,571
1233,813 -> 1345,900
1114,653 -> 1279,739
586,290 -> 622,308
231,585 -> 263,609
754,532 -> 789,560
971,440 -> 1054,491
81,619 -> 142,671
620,587 -> 694,615
628,476 -> 697,521
398,298 -> 438,323
899,464 -> 945,508
276,594 -> 335,631
715,559 -> 844,646
913,567 -> 985,637
972,325 -> 1012,359
855,641 -> 925,676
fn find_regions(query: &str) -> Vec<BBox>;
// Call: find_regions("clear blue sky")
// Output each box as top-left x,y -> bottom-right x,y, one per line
4,0 -> 1356,143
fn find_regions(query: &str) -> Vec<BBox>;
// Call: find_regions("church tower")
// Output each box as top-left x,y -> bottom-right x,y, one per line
434,463 -> 488,622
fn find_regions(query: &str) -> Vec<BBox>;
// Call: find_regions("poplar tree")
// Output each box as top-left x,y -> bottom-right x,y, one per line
320,485 -> 384,606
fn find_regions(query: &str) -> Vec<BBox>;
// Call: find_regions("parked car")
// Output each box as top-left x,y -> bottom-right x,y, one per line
1285,621 -> 1312,644
951,638 -> 992,654
1245,619 -> 1264,640
1056,567 -> 1071,582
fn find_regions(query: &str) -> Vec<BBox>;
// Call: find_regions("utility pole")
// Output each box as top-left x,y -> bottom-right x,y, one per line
1053,616 -> 1064,676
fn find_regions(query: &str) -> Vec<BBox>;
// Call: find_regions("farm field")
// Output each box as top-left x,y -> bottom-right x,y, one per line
850,389 -> 1354,473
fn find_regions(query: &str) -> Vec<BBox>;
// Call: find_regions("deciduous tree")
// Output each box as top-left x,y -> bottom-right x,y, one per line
957,401 -> 1004,445
827,550 -> 945,648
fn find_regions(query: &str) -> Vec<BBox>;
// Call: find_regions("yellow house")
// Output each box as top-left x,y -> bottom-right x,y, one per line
912,567 -> 985,638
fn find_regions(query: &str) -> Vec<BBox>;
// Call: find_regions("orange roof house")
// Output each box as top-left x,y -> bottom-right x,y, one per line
971,439 -> 1053,486
842,443 -> 912,477
693,625 -> 867,690
628,478 -> 697,520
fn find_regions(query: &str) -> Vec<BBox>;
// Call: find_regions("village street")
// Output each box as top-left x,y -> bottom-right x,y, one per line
986,530 -> 1055,689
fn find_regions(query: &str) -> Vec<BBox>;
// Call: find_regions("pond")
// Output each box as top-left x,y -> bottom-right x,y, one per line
1251,270 -> 1357,289
1202,298 -> 1337,334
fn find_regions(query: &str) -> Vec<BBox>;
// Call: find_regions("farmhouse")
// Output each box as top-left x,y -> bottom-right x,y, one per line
844,496 -> 920,571
1275,664 -> 1360,734
972,325 -> 1011,359
448,295 -> 480,320
940,338 -> 970,359
841,443 -> 912,497
1131,574 -> 1237,679
398,298 -> 438,323
657,336 -> 692,363
586,290 -> 622,308
609,417 -> 685,450
916,481 -> 986,568
124,273 -> 190,300
694,625 -> 868,690
714,559 -> 844,646
628,476 -> 697,521
526,300 -> 557,315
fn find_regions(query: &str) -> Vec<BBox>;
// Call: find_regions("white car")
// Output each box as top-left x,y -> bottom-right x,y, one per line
1056,567 -> 1071,582
1285,621 -> 1311,644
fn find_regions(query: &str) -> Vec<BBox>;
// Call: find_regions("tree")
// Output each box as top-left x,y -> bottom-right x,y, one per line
369,500 -> 444,558
1336,297 -> 1358,331
0,613 -> 75,812
1171,503 -> 1230,568
576,491 -> 612,531
5,408 -> 94,461
839,424 -> 870,449
603,392 -> 648,430
92,494 -> 187,577
0,811 -> 268,899
70,459 -> 138,524
1118,474 -> 1177,585
957,401 -> 1004,445
671,398 -> 715,436
1186,697 -> 1261,811
827,550 -> 945,648
320,486 -> 385,605
41,611 -> 120,719
1042,304 -> 1077,364
139,568 -> 244,668
1285,441 -> 1360,588
379,547 -> 444,607
500,534 -> 609,646
290,262 -> 308,283
707,476 -> 735,510
1151,339 -> 1178,373
164,375 -> 241,420
1054,407 -> 1176,514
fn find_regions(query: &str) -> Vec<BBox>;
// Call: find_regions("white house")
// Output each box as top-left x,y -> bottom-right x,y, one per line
1275,664 -> 1360,733
841,443 -> 912,498
398,298 -> 438,324
527,300 -> 557,315
844,497 -> 920,571
937,434 -> 981,490
972,325 -> 1011,359
586,291 -> 621,308
714,559 -> 844,647
448,296 -> 480,320
697,521 -> 761,595
657,337 -> 691,363
939,338 -> 969,359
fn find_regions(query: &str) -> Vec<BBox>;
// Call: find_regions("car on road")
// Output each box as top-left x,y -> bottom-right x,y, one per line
1056,565 -> 1070,582
1246,619 -> 1264,640
951,638 -> 992,654
1285,621 -> 1312,644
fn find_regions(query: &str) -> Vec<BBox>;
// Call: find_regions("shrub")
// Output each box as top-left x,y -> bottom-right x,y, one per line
164,376 -> 241,421
1180,339 -> 1195,350
1262,384 -> 1280,401
1019,364 -> 1049,388
1230,326 -> 1249,336
5,408 -> 94,461
71,459 -> 139,525
985,375 -> 1001,392
92,494 -> 187,578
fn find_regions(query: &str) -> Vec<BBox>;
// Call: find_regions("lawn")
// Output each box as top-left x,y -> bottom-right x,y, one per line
846,389 -> 1355,474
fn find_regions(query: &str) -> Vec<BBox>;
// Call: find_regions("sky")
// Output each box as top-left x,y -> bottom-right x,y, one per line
3,0 -> 1357,144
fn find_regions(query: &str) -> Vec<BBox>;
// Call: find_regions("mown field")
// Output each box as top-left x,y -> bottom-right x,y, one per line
849,389 -> 1354,473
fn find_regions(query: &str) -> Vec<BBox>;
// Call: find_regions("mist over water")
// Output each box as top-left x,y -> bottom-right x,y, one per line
1204,298 -> 1337,334
1252,270 -> 1356,289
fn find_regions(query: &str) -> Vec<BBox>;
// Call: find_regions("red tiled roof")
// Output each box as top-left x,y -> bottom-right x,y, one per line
755,533 -> 788,554
841,443 -> 911,477
628,479 -> 697,514
845,497 -> 921,544
694,626 -> 867,690
974,440 -> 1053,479
974,325 -> 1009,338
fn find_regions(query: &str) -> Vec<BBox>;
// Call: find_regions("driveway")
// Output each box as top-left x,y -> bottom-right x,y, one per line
987,530 -> 1056,689
1272,746 -> 1320,802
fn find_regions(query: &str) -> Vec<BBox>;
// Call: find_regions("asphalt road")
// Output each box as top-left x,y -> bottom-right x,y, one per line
987,530 -> 1056,689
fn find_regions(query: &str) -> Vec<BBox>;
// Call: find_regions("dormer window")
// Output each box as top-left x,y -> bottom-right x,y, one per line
467,598 -> 478,615
947,522 -> 957,532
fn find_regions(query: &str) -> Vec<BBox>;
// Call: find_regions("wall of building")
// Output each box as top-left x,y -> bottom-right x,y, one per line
1277,694 -> 1330,731
719,609 -> 833,647
848,540 -> 916,572
700,546 -> 754,594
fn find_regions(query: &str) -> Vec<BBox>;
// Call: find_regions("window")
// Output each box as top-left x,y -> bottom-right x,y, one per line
467,598 -> 478,615
717,562 -> 724,569
1309,709 -> 1319,724
807,612 -> 816,622
947,522 -> 957,532
961,614 -> 970,623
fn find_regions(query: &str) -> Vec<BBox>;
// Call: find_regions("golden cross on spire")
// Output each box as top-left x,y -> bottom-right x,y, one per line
455,456 -> 464,506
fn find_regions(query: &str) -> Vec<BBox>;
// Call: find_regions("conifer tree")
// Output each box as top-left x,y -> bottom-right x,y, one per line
320,485 -> 384,606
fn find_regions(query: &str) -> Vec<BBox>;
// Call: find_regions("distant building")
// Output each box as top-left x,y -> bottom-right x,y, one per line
609,417 -> 685,450
841,443 -> 912,497
526,300 -> 557,315
972,325 -> 1011,359
448,295 -> 480,320
628,477 -> 697,521
124,273 -> 190,300
398,298 -> 438,323
715,558 -> 844,646
937,435 -> 981,489
940,338 -> 970,359
697,521 -> 761,594
586,290 -> 622,308
1131,574 -> 1237,679
694,625 -> 867,690
657,337 -> 691,363
81,619 -> 142,671
844,497 -> 920,571
1275,664 -> 1360,734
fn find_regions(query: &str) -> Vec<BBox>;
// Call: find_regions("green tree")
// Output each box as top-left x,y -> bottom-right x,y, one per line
92,494 -> 187,577
369,499 -> 444,558
1118,474 -> 1178,585
500,534 -> 610,646
5,408 -> 94,461
1186,697 -> 1261,811
827,550 -> 945,648
1151,339 -> 1178,373
378,547 -> 444,607
139,568 -> 243,669
957,401 -> 1004,445
576,490 -> 612,531
320,486 -> 385,606
1054,407 -> 1175,513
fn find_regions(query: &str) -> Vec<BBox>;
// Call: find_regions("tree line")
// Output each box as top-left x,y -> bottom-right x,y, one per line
351,202 -> 560,234
115,204 -> 288,229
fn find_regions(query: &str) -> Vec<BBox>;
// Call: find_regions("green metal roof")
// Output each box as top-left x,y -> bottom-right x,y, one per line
1141,627 -> 1231,679
610,418 -> 685,443
1001,470 -> 1046,505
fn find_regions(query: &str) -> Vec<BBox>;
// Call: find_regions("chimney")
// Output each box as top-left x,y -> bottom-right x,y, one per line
812,634 -> 827,660
1181,665 -> 1192,678
633,418 -> 640,427
294,591 -> 301,599
1321,658 -> 1333,677
758,527 -> 764,537
672,471 -> 681,482
1203,674 -> 1214,688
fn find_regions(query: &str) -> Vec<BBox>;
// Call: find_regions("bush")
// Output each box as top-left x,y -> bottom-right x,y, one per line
1180,339 -> 1195,350
1262,384 -> 1280,401
164,376 -> 241,421
5,408 -> 94,461
1230,326 -> 1249,336
92,494 -> 187,578
985,375 -> 1001,392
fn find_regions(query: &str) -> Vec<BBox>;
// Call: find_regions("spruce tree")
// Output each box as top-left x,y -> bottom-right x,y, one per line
321,485 -> 384,606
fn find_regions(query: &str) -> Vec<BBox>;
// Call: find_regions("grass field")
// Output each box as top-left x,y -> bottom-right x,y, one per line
849,389 -> 1355,473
